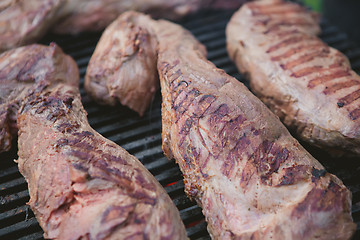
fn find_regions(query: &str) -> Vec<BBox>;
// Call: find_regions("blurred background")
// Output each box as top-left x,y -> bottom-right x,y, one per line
304,0 -> 360,42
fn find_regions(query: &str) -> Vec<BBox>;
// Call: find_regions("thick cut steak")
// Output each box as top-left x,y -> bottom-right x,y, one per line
85,12 -> 356,239
1,44 -> 187,239
226,0 -> 360,156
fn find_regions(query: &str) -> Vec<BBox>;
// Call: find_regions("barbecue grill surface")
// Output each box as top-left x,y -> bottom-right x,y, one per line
1,8 -> 360,240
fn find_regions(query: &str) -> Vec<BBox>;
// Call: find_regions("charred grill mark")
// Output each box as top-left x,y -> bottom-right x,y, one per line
168,69 -> 182,84
290,66 -> 323,78
192,95 -> 216,118
57,122 -> 80,133
311,167 -> 327,182
213,104 -> 230,118
240,161 -> 256,189
349,108 -> 360,120
178,116 -> 196,148
70,149 -> 93,162
179,117 -> 195,136
292,181 -> 348,218
308,69 -> 351,88
266,36 -> 312,53
337,89 -> 360,107
173,88 -> 200,121
101,205 -> 135,224
131,191 -> 157,205
170,80 -> 189,101
264,19 -> 314,34
159,60 -> 179,79
323,80 -> 360,95
251,141 -> 289,186
222,134 -> 250,178
72,163 -> 88,172
277,165 -> 310,186
264,28 -> 299,36
270,42 -> 322,62
16,51 -> 48,82
280,48 -> 330,70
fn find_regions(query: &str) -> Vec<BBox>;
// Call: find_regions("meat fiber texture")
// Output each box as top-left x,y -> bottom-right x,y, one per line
1,44 -> 187,239
0,0 -> 250,52
84,11 -> 356,239
226,0 -> 360,156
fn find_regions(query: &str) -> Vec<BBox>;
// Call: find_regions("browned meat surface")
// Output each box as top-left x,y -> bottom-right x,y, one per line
85,15 -> 159,116
2,44 -> 187,239
226,0 -> 360,156
0,43 -> 78,153
84,11 -> 356,239
0,0 -> 250,52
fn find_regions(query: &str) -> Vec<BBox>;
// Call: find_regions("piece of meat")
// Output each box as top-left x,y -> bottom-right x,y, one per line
53,0 -> 250,34
0,43 -> 78,153
226,0 -> 360,156
0,0 -> 250,52
0,0 -> 63,52
84,11 -> 356,239
2,44 -> 187,239
84,14 -> 159,116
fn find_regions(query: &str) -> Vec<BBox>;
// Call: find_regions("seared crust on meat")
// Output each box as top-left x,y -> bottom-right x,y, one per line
85,11 -> 356,239
226,0 -> 360,156
2,44 -> 187,239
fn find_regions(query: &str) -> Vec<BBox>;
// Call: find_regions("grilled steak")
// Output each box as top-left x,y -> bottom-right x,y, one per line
2,44 -> 187,239
84,11 -> 356,239
226,0 -> 360,156
85,14 -> 159,116
0,0 -> 250,52
0,43 -> 78,153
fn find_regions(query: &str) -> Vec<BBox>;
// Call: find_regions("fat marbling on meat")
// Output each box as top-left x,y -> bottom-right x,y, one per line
1,43 -> 187,239
84,11 -> 356,239
226,0 -> 360,156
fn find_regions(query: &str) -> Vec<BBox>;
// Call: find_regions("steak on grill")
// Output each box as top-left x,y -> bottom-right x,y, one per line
2,44 -> 187,239
0,0 -> 250,52
84,11 -> 356,239
0,43 -> 78,153
226,0 -> 360,156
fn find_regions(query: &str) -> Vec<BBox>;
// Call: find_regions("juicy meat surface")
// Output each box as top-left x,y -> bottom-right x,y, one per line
226,0 -> 360,156
85,11 -> 356,239
2,44 -> 187,239
0,0 -> 249,52
0,43 -> 78,153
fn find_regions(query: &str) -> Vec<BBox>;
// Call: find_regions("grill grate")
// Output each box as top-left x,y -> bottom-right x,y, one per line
1,9 -> 360,240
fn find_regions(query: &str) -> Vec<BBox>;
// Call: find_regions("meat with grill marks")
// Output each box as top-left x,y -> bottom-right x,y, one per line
2,44 -> 187,239
226,0 -> 360,156
0,0 -> 250,52
85,11 -> 355,239
0,43 -> 78,153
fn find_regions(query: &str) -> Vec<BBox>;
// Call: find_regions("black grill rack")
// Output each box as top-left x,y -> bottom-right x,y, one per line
1,9 -> 360,240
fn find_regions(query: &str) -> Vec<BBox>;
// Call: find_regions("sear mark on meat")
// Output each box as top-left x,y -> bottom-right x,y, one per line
1,44 -> 187,239
226,0 -> 360,156
84,11 -> 356,239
